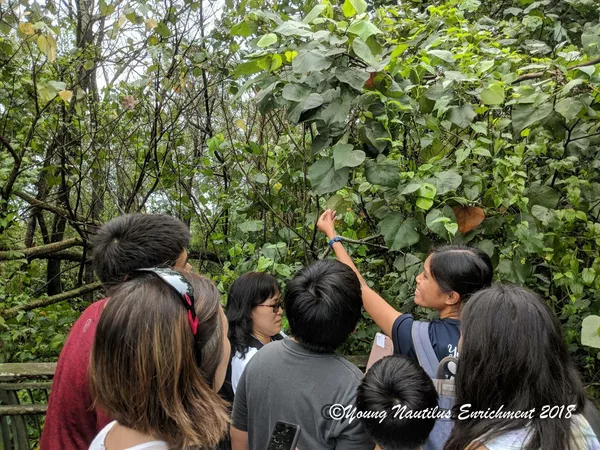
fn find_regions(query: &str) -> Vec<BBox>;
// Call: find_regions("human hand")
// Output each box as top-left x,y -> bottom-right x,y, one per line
317,209 -> 338,239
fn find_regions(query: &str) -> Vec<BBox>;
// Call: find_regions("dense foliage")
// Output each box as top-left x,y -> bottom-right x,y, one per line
1,0 -> 599,401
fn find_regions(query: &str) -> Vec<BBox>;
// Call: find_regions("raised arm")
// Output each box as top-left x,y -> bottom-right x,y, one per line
317,210 -> 401,337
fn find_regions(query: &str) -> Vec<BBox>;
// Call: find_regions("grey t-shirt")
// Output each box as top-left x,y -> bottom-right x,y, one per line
231,339 -> 374,450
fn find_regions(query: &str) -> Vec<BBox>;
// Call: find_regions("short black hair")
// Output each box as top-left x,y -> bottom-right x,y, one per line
91,213 -> 190,290
357,356 -> 438,450
284,259 -> 361,353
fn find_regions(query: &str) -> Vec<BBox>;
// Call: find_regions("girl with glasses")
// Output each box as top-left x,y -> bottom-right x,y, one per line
88,270 -> 230,450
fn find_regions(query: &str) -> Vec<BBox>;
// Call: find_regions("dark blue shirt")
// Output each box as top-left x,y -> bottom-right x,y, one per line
391,314 -> 461,362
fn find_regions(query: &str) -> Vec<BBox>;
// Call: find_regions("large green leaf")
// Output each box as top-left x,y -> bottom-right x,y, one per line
448,105 -> 476,128
292,50 -> 332,74
335,68 -> 370,91
525,185 -> 560,209
511,102 -> 553,133
497,257 -> 532,284
393,253 -> 423,280
428,170 -> 462,194
257,33 -> 278,48
352,37 -> 378,67
302,4 -> 327,24
273,21 -> 313,37
301,93 -> 324,111
582,25 -> 600,56
365,160 -> 400,188
308,158 -> 350,195
555,98 -> 584,121
238,220 -> 264,233
333,143 -> 366,170
581,315 -> 600,349
480,82 -> 505,105
380,214 -> 421,251
342,0 -> 367,17
282,83 -> 311,102
347,20 -> 382,42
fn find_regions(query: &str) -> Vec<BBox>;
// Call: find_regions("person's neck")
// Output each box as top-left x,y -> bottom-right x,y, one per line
439,305 -> 459,320
253,329 -> 272,345
106,422 -> 162,449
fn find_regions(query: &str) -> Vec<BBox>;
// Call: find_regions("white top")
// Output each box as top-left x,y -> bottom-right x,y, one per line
89,421 -> 169,450
481,415 -> 600,450
231,331 -> 287,394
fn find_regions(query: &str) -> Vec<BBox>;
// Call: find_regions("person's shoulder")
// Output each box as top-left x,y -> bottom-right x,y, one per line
331,355 -> 364,381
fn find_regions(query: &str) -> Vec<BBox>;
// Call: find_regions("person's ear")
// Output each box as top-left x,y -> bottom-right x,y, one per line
446,291 -> 460,306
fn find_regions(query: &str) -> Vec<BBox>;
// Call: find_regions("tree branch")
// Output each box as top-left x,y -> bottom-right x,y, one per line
14,191 -> 102,227
0,282 -> 104,319
513,57 -> 600,84
0,238 -> 84,260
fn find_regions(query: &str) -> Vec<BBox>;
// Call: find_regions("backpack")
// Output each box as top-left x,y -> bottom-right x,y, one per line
411,321 -> 458,450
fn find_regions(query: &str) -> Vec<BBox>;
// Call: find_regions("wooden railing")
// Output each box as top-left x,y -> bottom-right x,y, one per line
0,356 -> 368,450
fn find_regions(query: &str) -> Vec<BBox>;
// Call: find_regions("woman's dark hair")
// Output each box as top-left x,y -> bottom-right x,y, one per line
285,259 -> 362,353
428,245 -> 493,304
357,355 -> 438,450
445,284 -> 587,450
226,272 -> 280,357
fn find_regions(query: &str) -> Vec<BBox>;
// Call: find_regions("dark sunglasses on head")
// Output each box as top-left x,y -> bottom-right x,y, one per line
132,267 -> 199,336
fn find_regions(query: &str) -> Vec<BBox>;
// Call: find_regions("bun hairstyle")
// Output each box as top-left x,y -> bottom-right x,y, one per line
89,271 -> 229,448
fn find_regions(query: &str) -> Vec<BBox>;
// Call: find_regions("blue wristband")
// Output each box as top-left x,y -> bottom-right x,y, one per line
328,236 -> 343,248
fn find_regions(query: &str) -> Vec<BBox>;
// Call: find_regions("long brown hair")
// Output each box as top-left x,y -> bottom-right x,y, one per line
89,271 -> 229,448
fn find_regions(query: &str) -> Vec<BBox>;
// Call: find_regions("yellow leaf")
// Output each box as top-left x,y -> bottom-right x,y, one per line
36,35 -> 48,54
117,15 -> 126,28
58,90 -> 73,102
145,18 -> 158,30
285,50 -> 298,62
46,34 -> 56,62
234,119 -> 247,131
19,22 -> 35,35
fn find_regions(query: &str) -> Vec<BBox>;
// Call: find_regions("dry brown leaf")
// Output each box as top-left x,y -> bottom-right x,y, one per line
452,206 -> 485,233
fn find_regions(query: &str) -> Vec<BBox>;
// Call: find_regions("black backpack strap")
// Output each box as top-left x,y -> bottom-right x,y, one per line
411,320 -> 439,379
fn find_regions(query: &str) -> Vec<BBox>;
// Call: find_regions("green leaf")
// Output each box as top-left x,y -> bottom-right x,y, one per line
525,185 -> 560,209
303,4 -> 327,23
342,0 -> 367,17
292,50 -> 332,74
365,160 -> 400,188
282,83 -> 311,102
352,37 -> 378,67
231,20 -> 253,37
555,98 -> 584,121
448,105 -> 476,128
582,25 -> 600,56
582,268 -> 596,286
426,209 -> 450,237
273,21 -> 313,37
257,33 -> 278,48
347,20 -> 381,41
155,22 -> 171,37
428,49 -> 455,63
308,158 -> 350,195
416,197 -> 434,210
531,205 -> 554,226
381,215 -> 420,251
498,257 -> 532,284
301,93 -> 324,111
238,220 -> 264,233
512,102 -> 553,133
333,144 -> 366,170
234,60 -> 261,77
481,82 -> 505,105
582,315 -> 600,349
417,182 -> 436,199
456,147 -> 471,164
429,170 -> 462,194
335,68 -> 370,91
394,253 -> 422,280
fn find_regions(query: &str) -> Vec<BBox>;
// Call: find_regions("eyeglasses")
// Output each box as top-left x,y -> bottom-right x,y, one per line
256,301 -> 282,313
132,268 -> 199,336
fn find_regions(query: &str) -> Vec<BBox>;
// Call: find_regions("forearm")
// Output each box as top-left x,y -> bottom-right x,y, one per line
231,426 -> 249,450
326,234 -> 401,337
